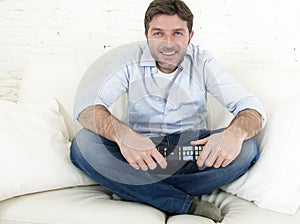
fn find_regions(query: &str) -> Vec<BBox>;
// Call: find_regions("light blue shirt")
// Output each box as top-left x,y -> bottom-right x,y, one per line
74,41 -> 266,138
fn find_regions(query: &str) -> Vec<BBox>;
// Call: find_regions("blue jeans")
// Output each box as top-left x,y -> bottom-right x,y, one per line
70,128 -> 259,215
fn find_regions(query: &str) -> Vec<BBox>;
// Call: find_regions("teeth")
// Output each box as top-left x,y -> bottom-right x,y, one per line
162,52 -> 175,55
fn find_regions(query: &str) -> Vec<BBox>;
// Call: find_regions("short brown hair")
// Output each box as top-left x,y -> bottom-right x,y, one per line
144,0 -> 194,33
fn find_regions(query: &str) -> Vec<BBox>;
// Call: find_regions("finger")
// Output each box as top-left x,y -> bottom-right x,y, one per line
130,163 -> 140,170
137,160 -> 149,171
213,157 -> 224,168
190,137 -> 208,146
126,156 -> 140,170
205,147 -> 220,167
127,153 -> 145,170
144,156 -> 157,170
157,158 -> 167,169
151,150 -> 167,169
221,159 -> 233,168
197,146 -> 211,167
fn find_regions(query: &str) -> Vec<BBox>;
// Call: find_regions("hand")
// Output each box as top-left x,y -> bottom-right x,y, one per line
116,129 -> 167,171
190,129 -> 244,168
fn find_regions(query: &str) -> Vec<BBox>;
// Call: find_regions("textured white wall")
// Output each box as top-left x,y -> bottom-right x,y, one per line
0,0 -> 299,101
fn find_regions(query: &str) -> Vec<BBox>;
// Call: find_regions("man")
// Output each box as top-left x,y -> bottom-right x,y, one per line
71,0 -> 266,221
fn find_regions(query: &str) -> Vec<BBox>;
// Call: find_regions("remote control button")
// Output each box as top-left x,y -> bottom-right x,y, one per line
183,156 -> 193,160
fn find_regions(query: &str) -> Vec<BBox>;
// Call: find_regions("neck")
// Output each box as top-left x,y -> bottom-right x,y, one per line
156,62 -> 178,74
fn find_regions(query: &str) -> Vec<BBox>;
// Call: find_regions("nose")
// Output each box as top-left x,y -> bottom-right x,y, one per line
162,35 -> 176,48
164,34 -> 174,43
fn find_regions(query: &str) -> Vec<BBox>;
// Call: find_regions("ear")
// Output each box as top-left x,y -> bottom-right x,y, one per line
145,31 -> 148,39
188,30 -> 194,44
189,30 -> 194,40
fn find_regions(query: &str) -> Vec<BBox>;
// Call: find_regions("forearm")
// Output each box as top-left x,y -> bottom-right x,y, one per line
78,105 -> 167,170
78,105 -> 130,142
226,109 -> 262,141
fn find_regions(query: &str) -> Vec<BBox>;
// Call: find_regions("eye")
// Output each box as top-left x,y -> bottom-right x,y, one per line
174,31 -> 183,36
153,31 -> 162,37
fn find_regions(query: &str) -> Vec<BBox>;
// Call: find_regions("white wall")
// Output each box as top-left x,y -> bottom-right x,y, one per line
0,0 -> 299,101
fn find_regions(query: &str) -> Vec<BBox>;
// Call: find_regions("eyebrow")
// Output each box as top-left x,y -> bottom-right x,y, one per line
150,27 -> 187,32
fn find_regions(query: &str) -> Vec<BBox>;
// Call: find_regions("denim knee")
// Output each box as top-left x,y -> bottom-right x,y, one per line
231,138 -> 259,173
70,135 -> 86,171
242,138 -> 259,162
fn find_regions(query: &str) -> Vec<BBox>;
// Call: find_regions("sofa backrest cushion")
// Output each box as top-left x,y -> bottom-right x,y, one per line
18,55 -> 88,138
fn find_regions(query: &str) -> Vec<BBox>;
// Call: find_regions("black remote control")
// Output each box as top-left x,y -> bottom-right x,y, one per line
157,145 -> 203,161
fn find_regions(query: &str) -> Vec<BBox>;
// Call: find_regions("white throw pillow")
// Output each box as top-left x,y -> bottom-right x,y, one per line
0,99 -> 95,201
222,96 -> 300,215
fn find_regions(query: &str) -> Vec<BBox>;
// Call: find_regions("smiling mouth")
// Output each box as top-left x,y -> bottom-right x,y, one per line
161,51 -> 176,56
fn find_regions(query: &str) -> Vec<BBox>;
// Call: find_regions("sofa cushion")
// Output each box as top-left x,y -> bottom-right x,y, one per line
0,186 -> 166,224
222,95 -> 300,215
18,54 -> 127,139
167,190 -> 300,224
1,187 -> 300,224
0,99 -> 95,202
203,190 -> 300,224
167,215 -> 215,224
18,55 -> 89,138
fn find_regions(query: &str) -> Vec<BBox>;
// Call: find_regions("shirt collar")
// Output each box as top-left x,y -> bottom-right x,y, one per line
179,44 -> 194,72
139,42 -> 156,67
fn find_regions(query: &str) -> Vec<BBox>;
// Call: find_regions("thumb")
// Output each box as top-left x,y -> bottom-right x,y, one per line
190,137 -> 208,146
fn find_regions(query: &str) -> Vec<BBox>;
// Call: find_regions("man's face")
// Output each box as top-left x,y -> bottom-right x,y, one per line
145,14 -> 194,73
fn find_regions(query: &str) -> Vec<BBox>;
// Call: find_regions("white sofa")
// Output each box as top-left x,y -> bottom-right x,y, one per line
0,52 -> 300,224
